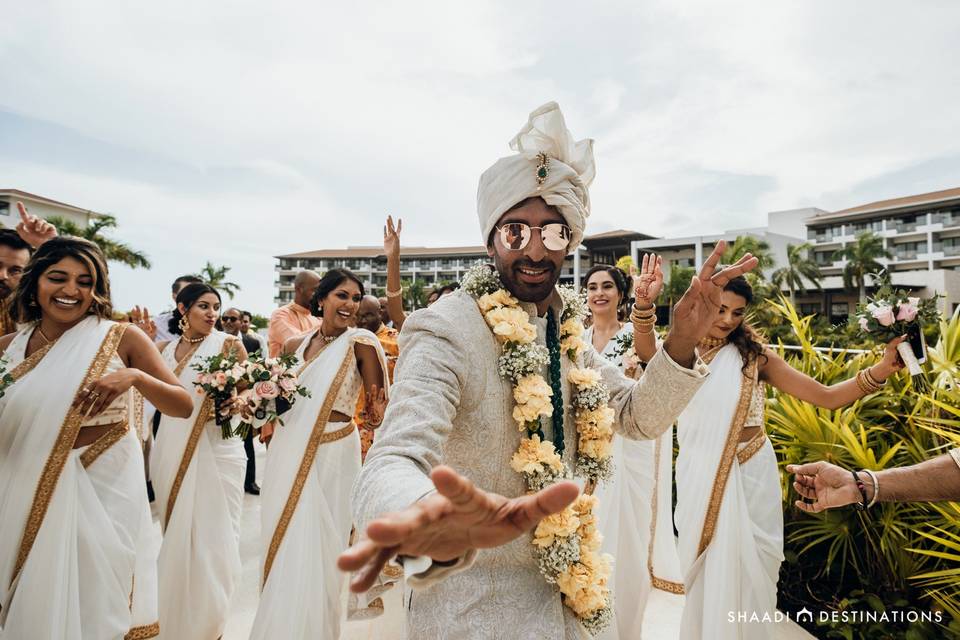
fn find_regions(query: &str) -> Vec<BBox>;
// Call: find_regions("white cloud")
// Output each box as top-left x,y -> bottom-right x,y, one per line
2,0 -> 959,312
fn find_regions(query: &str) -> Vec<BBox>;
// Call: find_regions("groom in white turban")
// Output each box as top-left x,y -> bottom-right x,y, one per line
341,102 -> 758,638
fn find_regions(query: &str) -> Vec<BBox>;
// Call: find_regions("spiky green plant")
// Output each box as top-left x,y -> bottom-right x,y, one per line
767,299 -> 960,637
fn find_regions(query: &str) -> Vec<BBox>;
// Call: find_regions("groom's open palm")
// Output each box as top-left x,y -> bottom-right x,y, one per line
338,465 -> 579,593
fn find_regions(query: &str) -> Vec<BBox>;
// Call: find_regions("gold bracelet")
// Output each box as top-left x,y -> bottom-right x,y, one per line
864,367 -> 886,388
386,288 -> 403,298
856,370 -> 882,395
632,317 -> 657,327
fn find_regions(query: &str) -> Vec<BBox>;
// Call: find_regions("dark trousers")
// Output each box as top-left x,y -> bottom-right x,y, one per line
244,429 -> 256,487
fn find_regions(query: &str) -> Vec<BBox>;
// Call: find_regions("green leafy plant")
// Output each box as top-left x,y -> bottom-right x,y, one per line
768,299 -> 960,638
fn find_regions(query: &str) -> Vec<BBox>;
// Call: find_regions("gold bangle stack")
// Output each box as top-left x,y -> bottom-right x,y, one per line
631,304 -> 657,334
386,288 -> 403,298
855,368 -> 885,395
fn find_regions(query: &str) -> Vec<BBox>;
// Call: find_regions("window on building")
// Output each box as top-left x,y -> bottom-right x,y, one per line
851,219 -> 883,234
896,215 -> 920,233
798,303 -> 822,316
0,201 -> 8,217
829,303 -> 849,324
813,251 -> 834,266
892,241 -> 927,260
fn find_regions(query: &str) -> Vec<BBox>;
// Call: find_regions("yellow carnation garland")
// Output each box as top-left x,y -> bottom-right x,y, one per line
463,265 -> 614,634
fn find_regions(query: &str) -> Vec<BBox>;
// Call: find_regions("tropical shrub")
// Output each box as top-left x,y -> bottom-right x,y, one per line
767,300 -> 960,639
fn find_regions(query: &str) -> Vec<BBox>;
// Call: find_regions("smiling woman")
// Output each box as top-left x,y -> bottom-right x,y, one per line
0,236 -> 192,640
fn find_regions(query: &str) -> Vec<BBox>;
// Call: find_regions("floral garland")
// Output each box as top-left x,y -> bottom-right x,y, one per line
462,264 -> 614,635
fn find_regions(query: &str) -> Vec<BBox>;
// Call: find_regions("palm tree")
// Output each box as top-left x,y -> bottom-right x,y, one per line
770,242 -> 823,306
47,215 -> 151,269
660,263 -> 695,325
722,236 -> 775,270
833,231 -> 891,303
198,262 -> 241,299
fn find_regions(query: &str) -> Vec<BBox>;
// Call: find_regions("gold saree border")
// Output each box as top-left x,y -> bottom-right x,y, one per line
10,322 -> 128,587
9,339 -> 56,381
261,344 -> 358,588
647,429 -> 685,595
163,397 -> 213,528
79,421 -> 130,468
736,430 -> 767,466
696,358 -> 758,557
163,337 -> 240,528
125,621 -> 160,639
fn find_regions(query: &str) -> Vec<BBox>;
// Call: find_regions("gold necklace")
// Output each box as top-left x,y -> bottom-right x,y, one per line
36,325 -> 55,344
180,333 -> 206,345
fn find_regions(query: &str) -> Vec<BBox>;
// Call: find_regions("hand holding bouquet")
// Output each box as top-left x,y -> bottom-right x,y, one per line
193,352 -> 310,438
851,277 -> 940,385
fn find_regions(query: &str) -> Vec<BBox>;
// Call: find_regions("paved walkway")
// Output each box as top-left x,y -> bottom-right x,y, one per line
206,444 -> 814,639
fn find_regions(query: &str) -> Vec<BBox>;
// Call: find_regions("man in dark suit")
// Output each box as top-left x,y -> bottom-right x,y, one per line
223,307 -> 261,495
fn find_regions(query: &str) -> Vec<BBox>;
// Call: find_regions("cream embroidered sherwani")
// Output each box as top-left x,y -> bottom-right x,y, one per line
353,290 -> 708,639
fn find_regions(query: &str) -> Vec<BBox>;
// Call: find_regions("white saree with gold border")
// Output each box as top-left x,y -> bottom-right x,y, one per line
150,331 -> 245,640
675,344 -> 783,639
249,327 -> 388,640
0,317 -> 159,640
589,327 -> 685,640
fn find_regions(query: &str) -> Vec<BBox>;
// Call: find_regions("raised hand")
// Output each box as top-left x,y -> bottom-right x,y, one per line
15,202 -> 58,248
130,306 -> 157,341
383,216 -> 402,260
664,240 -> 759,366
338,465 -> 579,593
786,461 -> 861,513
360,384 -> 388,428
632,253 -> 663,308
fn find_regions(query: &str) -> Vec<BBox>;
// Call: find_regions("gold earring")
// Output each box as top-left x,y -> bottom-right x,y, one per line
178,316 -> 189,332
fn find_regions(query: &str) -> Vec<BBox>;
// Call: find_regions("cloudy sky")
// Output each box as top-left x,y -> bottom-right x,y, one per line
3,1 -> 959,315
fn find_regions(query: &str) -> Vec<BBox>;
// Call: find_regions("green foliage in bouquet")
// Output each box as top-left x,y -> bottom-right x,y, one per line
850,272 -> 940,342
766,300 -> 960,639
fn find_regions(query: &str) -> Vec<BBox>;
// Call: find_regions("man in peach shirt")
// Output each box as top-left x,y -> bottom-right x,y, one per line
267,270 -> 322,357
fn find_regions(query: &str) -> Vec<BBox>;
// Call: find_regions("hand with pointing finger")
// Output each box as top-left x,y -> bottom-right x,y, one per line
15,202 -> 58,249
338,465 -> 579,593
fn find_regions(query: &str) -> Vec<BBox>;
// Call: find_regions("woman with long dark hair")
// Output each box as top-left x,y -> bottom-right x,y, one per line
0,237 -> 192,640
250,268 -> 389,639
658,273 -> 905,639
151,282 -> 249,640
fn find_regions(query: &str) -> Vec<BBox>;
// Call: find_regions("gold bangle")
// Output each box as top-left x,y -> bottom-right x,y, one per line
631,315 -> 656,325
865,367 -> 885,387
386,288 -> 403,298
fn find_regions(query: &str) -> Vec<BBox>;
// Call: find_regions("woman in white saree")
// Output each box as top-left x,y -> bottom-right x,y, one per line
586,259 -> 684,640
250,268 -> 388,640
0,237 -> 193,640
150,283 -> 249,640
669,275 -> 905,639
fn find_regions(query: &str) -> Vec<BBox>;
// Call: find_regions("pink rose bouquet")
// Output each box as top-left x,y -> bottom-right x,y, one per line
193,351 -> 310,438
851,274 -> 940,384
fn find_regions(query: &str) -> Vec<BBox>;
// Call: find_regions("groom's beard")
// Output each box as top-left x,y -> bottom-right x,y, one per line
494,257 -> 561,305
0,281 -> 11,301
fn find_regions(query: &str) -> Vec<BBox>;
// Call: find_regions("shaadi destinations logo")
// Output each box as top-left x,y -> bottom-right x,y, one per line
727,608 -> 943,625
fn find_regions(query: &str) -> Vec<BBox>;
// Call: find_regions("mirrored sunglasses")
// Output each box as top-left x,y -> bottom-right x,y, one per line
496,222 -> 571,252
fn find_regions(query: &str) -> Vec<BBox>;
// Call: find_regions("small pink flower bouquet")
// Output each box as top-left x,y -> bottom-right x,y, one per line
193,352 -> 310,438
851,277 -> 940,383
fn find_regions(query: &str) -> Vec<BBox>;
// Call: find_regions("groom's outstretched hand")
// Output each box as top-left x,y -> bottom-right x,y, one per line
338,465 -> 580,593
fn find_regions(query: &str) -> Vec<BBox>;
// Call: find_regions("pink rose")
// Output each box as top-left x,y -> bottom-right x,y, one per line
858,316 -> 870,332
871,304 -> 895,327
279,377 -> 298,393
270,365 -> 283,377
213,371 -> 228,389
253,380 -> 280,400
896,298 -> 919,322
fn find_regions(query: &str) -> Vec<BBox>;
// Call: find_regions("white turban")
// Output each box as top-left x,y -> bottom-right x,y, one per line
477,102 -> 596,249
